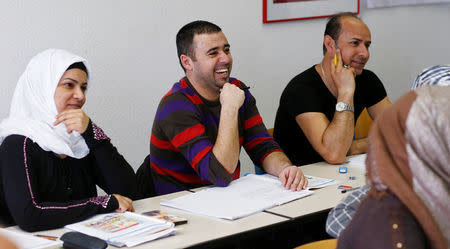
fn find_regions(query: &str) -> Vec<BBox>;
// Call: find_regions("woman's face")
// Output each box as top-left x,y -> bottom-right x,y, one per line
54,68 -> 88,114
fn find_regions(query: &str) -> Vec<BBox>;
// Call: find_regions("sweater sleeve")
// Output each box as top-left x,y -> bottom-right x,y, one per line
81,120 -> 138,199
242,91 -> 282,166
0,135 -> 119,232
154,94 -> 235,187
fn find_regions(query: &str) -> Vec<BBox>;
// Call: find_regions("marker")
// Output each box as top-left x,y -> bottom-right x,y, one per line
338,185 -> 352,190
341,186 -> 361,194
241,86 -> 250,90
334,54 -> 337,66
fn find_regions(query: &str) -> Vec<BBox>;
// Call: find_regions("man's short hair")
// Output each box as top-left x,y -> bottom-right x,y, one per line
176,20 -> 222,71
323,12 -> 362,55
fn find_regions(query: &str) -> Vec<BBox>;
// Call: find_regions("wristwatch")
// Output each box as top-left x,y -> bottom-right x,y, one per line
336,102 -> 354,112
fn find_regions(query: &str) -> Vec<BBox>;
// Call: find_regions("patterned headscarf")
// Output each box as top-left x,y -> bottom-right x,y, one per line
366,86 -> 449,249
411,65 -> 450,89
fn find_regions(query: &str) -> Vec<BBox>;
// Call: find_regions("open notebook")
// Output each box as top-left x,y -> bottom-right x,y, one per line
65,212 -> 174,247
161,174 -> 335,220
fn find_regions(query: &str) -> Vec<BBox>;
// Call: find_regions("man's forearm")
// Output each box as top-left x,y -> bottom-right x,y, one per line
347,138 -> 367,156
212,105 -> 240,173
262,151 -> 291,176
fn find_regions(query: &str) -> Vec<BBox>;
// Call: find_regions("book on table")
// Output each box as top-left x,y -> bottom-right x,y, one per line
64,212 -> 175,247
161,173 -> 335,220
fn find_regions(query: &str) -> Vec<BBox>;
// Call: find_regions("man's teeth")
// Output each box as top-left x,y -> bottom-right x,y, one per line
216,69 -> 228,74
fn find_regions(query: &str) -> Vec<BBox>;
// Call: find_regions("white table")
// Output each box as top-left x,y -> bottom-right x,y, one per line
7,156 -> 367,249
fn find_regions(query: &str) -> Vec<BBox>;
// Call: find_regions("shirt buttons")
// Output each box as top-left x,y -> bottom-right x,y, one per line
393,223 -> 398,229
396,242 -> 403,248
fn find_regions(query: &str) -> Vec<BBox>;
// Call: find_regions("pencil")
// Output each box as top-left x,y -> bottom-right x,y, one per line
334,54 -> 337,66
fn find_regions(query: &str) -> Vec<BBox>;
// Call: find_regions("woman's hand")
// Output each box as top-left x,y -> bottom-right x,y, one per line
112,194 -> 134,212
54,109 -> 90,134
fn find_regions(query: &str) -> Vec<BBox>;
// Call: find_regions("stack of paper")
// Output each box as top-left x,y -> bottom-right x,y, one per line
305,175 -> 337,189
65,212 -> 174,247
0,228 -> 61,249
161,174 -> 315,220
347,154 -> 367,167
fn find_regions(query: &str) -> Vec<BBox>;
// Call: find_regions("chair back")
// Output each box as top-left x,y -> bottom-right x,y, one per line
135,155 -> 157,199
355,108 -> 372,139
294,238 -> 337,249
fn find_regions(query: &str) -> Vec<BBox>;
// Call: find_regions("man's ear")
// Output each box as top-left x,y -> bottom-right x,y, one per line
180,54 -> 193,72
324,35 -> 336,54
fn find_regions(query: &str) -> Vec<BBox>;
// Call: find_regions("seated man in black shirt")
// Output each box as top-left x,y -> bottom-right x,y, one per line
274,12 -> 391,166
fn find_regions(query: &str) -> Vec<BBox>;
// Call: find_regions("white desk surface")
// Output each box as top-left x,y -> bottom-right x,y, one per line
266,160 -> 366,218
9,190 -> 288,249
7,157 -> 366,249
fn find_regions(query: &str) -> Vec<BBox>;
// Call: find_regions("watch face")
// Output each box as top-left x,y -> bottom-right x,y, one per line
336,102 -> 345,111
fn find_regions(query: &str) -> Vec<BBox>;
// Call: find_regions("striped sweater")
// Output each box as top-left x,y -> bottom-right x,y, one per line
150,77 -> 281,195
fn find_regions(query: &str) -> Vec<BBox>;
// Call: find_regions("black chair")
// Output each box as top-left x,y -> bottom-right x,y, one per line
135,155 -> 156,199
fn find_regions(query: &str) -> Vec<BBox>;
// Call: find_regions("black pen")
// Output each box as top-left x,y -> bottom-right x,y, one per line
341,186 -> 361,193
241,86 -> 250,90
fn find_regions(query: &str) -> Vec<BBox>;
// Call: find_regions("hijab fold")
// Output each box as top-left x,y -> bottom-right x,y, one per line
0,49 -> 90,158
367,86 -> 449,249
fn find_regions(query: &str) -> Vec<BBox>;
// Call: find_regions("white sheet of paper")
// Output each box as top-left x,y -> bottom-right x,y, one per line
0,228 -> 61,249
347,154 -> 367,167
161,174 -> 314,220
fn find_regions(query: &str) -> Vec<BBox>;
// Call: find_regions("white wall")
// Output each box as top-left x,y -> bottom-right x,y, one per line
1,1 -> 449,173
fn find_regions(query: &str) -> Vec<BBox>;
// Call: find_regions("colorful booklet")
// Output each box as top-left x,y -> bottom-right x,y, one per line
142,210 -> 188,225
65,212 -> 175,247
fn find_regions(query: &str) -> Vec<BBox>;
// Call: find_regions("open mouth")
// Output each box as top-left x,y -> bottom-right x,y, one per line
215,68 -> 228,75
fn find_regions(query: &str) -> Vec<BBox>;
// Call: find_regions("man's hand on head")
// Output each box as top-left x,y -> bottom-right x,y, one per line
330,50 -> 356,97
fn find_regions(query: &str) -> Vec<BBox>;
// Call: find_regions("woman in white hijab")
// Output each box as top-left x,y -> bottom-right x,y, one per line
0,49 -> 136,232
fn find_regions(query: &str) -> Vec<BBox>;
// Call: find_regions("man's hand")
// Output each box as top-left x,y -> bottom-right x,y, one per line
112,194 -> 134,212
330,50 -> 356,97
279,166 -> 308,191
219,83 -> 245,110
54,109 -> 90,134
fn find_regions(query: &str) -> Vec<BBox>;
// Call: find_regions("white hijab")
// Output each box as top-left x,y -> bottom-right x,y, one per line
0,49 -> 90,158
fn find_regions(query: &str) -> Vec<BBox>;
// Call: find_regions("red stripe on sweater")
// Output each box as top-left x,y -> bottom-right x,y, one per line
244,114 -> 263,130
191,146 -> 212,170
186,94 -> 203,105
171,124 -> 205,148
163,89 -> 173,99
260,149 -> 282,164
180,78 -> 188,89
230,79 -> 242,88
151,133 -> 178,151
151,162 -> 210,184
245,136 -> 272,150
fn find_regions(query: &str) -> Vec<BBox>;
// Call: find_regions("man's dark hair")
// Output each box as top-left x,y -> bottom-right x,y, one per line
323,12 -> 361,55
176,20 -> 222,71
